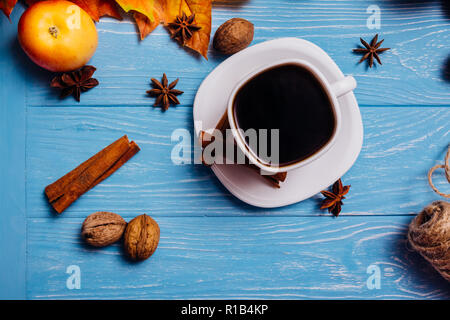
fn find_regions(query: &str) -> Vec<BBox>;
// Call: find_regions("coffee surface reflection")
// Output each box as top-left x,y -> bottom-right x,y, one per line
233,64 -> 336,166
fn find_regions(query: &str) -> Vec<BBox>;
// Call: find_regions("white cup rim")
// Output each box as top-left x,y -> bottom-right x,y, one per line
227,58 -> 344,174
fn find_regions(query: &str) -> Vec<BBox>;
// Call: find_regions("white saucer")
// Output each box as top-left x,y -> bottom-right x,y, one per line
193,38 -> 363,208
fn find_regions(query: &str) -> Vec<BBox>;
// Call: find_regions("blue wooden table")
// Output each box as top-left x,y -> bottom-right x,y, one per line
1,0 -> 450,299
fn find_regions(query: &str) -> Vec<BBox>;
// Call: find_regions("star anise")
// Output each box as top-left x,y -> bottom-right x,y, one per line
50,65 -> 99,102
320,179 -> 350,217
353,34 -> 390,68
147,73 -> 184,111
167,12 -> 201,45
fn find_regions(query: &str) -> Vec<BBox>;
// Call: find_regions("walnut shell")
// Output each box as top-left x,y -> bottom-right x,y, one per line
124,214 -> 160,261
81,212 -> 127,247
213,18 -> 254,55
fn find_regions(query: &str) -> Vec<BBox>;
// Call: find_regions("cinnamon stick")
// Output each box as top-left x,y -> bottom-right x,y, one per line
45,135 -> 140,213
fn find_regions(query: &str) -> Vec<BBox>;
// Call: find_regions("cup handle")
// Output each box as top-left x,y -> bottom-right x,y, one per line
330,76 -> 357,98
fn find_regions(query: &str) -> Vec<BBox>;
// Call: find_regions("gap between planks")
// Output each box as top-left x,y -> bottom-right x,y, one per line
25,104 -> 450,108
27,213 -> 420,220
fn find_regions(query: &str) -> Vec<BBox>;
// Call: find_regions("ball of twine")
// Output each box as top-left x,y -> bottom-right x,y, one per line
408,201 -> 450,281
408,146 -> 450,281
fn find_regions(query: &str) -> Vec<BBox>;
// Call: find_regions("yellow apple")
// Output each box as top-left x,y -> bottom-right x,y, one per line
18,0 -> 98,72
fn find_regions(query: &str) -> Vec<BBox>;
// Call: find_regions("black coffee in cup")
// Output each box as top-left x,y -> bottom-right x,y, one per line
232,63 -> 336,167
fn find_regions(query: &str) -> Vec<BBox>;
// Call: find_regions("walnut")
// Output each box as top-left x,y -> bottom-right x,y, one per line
81,212 -> 127,247
213,18 -> 254,55
123,214 -> 160,261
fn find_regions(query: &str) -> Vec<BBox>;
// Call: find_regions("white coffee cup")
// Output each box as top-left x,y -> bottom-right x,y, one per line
227,58 -> 356,174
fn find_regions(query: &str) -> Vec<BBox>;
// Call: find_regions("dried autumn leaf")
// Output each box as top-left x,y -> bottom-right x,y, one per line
159,0 -> 211,58
73,0 -> 122,21
25,0 -> 122,21
132,0 -> 164,40
121,0 -> 212,58
0,0 -> 18,18
133,12 -> 158,40
115,0 -> 158,22
173,0 -> 212,59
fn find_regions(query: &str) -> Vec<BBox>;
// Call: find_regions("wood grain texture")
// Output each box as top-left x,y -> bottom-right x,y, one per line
26,106 -> 450,218
1,0 -> 449,300
20,0 -> 450,107
0,6 -> 27,299
26,216 -> 450,299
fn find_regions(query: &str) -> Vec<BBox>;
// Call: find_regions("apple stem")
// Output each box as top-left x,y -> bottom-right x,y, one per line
48,26 -> 59,39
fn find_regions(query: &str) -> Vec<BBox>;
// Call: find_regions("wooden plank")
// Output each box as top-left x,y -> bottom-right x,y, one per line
3,0 -> 449,300
21,0 -> 450,107
26,106 -> 450,218
26,215 -> 450,299
0,7 -> 27,299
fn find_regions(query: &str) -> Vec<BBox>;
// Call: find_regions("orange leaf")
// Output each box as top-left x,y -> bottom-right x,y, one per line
0,0 -> 18,18
72,0 -> 122,21
180,0 -> 212,59
25,0 -> 122,22
115,0 -> 157,22
133,12 -> 159,40
128,0 -> 211,58
131,0 -> 164,40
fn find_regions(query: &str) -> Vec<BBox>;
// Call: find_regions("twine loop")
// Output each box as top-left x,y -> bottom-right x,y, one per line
427,145 -> 450,198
